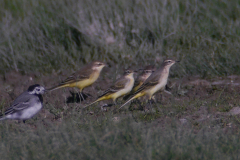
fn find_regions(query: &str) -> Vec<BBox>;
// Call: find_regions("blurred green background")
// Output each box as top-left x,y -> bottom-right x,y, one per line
1,0 -> 240,76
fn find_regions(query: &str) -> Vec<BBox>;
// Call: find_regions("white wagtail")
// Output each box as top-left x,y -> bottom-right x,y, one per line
0,84 -> 45,123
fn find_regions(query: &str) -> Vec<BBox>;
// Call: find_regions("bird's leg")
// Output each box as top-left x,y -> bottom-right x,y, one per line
165,85 -> 172,92
137,100 -> 144,111
148,99 -> 153,110
23,120 -> 26,123
78,91 -> 85,101
130,99 -> 143,111
147,98 -> 155,111
80,92 -> 85,101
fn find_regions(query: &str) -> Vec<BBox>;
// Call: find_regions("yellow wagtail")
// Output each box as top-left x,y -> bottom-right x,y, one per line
83,69 -> 136,108
119,59 -> 179,109
123,65 -> 156,100
48,61 -> 106,99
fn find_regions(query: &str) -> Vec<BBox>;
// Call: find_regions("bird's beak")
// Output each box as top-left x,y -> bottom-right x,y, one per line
43,89 -> 48,93
175,60 -> 180,63
134,70 -> 138,73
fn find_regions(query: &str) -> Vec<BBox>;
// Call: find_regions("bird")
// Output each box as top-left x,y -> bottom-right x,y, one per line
0,84 -> 45,122
119,59 -> 179,110
123,65 -> 156,100
47,61 -> 106,100
83,69 -> 136,108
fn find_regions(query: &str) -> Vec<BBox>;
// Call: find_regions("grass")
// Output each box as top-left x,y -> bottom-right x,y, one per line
1,83 -> 240,159
1,0 -> 240,159
1,104 -> 240,160
0,0 -> 240,76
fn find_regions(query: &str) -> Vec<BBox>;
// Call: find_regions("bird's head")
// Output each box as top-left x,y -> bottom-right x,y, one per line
28,84 -> 45,95
162,59 -> 180,68
92,61 -> 106,71
124,69 -> 137,77
143,65 -> 156,75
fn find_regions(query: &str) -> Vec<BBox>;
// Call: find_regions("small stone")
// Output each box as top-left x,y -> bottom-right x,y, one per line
228,107 -> 240,115
106,36 -> 115,44
112,117 -> 120,122
179,118 -> 187,124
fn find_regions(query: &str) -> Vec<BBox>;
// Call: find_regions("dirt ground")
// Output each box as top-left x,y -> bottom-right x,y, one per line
1,70 -> 240,127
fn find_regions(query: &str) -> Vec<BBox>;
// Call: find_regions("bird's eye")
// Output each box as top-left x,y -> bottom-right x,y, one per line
36,88 -> 40,91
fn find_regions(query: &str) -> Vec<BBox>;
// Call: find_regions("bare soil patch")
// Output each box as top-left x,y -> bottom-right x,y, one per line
1,71 -> 240,127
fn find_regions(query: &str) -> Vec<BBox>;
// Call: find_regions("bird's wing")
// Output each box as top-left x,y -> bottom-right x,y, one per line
111,77 -> 129,91
11,100 -> 31,110
133,71 -> 160,94
60,67 -> 92,84
99,77 -> 129,97
4,92 -> 35,115
133,79 -> 141,89
4,100 -> 31,115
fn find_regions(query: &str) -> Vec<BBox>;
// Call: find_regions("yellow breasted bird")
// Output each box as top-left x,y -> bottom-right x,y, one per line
119,59 -> 179,110
123,65 -> 156,100
83,69 -> 136,108
48,61 -> 106,100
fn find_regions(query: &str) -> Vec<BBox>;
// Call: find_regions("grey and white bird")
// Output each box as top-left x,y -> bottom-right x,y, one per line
0,84 -> 45,122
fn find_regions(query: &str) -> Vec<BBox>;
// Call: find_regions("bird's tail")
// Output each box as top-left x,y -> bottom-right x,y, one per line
83,99 -> 101,108
46,84 -> 67,92
119,92 -> 145,110
83,94 -> 111,108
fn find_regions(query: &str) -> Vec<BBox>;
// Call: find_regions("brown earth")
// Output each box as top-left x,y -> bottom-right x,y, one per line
1,70 -> 240,128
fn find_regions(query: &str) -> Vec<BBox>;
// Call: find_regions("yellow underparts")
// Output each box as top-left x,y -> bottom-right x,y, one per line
132,82 -> 143,92
97,91 -> 129,103
63,71 -> 100,91
131,92 -> 146,101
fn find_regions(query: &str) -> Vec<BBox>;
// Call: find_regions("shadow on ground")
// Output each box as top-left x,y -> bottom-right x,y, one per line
66,91 -> 92,103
